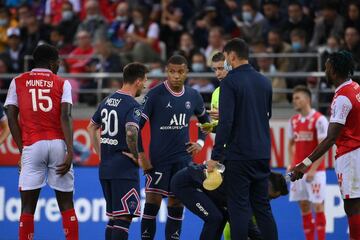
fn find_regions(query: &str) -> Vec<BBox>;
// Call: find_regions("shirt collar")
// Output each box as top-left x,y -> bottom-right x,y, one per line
31,68 -> 52,73
335,79 -> 353,93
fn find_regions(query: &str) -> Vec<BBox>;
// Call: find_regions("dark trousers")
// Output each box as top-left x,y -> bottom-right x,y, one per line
225,159 -> 278,240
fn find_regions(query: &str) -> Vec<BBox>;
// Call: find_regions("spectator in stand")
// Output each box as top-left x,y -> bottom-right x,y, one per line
343,26 -> 360,70
344,1 -> 360,33
107,2 -> 131,50
160,0 -> 184,58
283,1 -> 314,43
92,39 -> 123,88
0,27 -> 25,73
287,29 -> 317,98
147,60 -> 164,89
126,6 -> 161,62
22,12 -> 52,56
310,2 -> 344,48
174,32 -> 199,65
77,0 -> 107,42
0,7 -> 18,53
192,5 -> 220,49
44,0 -> 80,26
205,27 -> 225,66
267,29 -> 292,72
190,52 -> 214,96
50,27 -> 75,55
256,47 -> 287,103
232,1 -> 265,44
0,58 -> 11,101
17,4 -> 31,29
58,1 -> 81,45
320,35 -> 341,70
262,0 -> 286,39
66,30 -> 94,74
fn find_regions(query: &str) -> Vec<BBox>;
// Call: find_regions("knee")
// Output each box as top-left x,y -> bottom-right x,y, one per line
145,193 -> 162,205
299,201 -> 312,214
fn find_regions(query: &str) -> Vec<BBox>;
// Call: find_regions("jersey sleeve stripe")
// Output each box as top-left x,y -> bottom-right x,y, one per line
90,119 -> 101,126
197,108 -> 206,117
141,113 -> 149,121
329,118 -> 346,125
125,122 -> 139,129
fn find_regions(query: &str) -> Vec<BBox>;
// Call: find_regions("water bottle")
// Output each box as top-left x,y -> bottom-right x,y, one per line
215,162 -> 225,173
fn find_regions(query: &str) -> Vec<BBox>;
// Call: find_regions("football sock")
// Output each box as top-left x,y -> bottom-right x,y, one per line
141,203 -> 160,240
315,212 -> 326,240
165,207 -> 184,240
61,208 -> 79,240
302,212 -> 315,240
19,213 -> 34,240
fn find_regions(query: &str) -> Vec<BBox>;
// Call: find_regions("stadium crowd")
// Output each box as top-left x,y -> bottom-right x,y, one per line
0,0 -> 359,107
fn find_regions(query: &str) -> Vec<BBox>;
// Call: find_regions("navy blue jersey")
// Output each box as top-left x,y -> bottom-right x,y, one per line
91,90 -> 142,180
0,104 -> 5,122
140,81 -> 206,166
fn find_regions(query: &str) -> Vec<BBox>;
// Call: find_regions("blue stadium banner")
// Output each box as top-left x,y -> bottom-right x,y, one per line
0,168 -> 349,240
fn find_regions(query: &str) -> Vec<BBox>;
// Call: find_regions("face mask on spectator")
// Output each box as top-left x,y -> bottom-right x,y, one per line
150,68 -> 163,75
224,59 -> 233,71
62,11 -> 73,21
134,18 -> 143,26
87,14 -> 99,21
0,18 -> 8,26
192,63 -> 205,72
242,11 -> 253,22
116,16 -> 127,22
291,42 -> 302,51
289,16 -> 301,24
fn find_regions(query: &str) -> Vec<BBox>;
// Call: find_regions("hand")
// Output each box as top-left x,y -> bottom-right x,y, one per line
207,109 -> 219,120
305,170 -> 315,182
206,159 -> 218,172
122,151 -> 139,166
56,151 -> 73,176
290,162 -> 308,182
186,142 -> 202,155
200,124 -> 213,134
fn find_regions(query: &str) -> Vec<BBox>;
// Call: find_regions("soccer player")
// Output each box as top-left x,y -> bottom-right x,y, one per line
0,103 -> 10,145
4,44 -> 78,240
288,86 -> 328,240
139,55 -> 210,240
87,62 -> 148,240
291,51 -> 360,239
171,163 -> 288,240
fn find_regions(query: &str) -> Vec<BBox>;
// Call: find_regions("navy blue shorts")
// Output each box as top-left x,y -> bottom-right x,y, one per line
100,179 -> 141,218
145,161 -> 188,197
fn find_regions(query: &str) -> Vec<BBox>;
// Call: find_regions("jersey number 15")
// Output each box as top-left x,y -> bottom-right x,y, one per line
29,88 -> 53,112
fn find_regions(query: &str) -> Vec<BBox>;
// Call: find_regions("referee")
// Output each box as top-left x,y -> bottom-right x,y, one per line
207,38 -> 278,240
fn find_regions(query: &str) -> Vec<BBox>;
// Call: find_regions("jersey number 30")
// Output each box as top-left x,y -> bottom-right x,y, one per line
101,109 -> 118,137
29,89 -> 53,112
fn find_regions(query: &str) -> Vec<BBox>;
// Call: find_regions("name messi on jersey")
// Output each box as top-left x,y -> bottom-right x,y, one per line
160,113 -> 188,130
105,98 -> 121,107
26,80 -> 54,88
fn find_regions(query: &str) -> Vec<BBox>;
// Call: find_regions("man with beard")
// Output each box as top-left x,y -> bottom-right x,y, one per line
291,51 -> 360,240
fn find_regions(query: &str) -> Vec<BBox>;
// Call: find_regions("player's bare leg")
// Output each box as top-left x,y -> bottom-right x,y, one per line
141,193 -> 162,240
166,196 -> 184,240
55,190 -> 78,240
111,215 -> 133,240
344,198 -> 360,239
313,203 -> 326,240
19,189 -> 41,240
299,200 -> 315,240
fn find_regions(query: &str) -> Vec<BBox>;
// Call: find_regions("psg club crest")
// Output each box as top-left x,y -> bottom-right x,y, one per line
185,101 -> 191,109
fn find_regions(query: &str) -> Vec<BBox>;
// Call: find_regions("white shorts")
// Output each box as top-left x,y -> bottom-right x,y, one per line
19,139 -> 74,192
335,147 -> 360,199
289,171 -> 326,203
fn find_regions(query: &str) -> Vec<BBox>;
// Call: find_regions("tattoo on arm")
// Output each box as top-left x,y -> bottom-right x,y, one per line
126,125 -> 139,160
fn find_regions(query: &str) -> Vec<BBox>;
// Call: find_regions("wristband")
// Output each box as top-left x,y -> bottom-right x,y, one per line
196,139 -> 205,148
302,157 -> 312,167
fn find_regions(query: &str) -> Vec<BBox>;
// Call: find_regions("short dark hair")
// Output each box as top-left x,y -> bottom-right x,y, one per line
223,38 -> 249,60
33,44 -> 59,66
288,0 -> 302,8
167,54 -> 188,66
293,85 -> 312,99
123,62 -> 148,84
290,28 -> 306,40
327,50 -> 355,79
269,172 -> 289,196
211,52 -> 225,62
